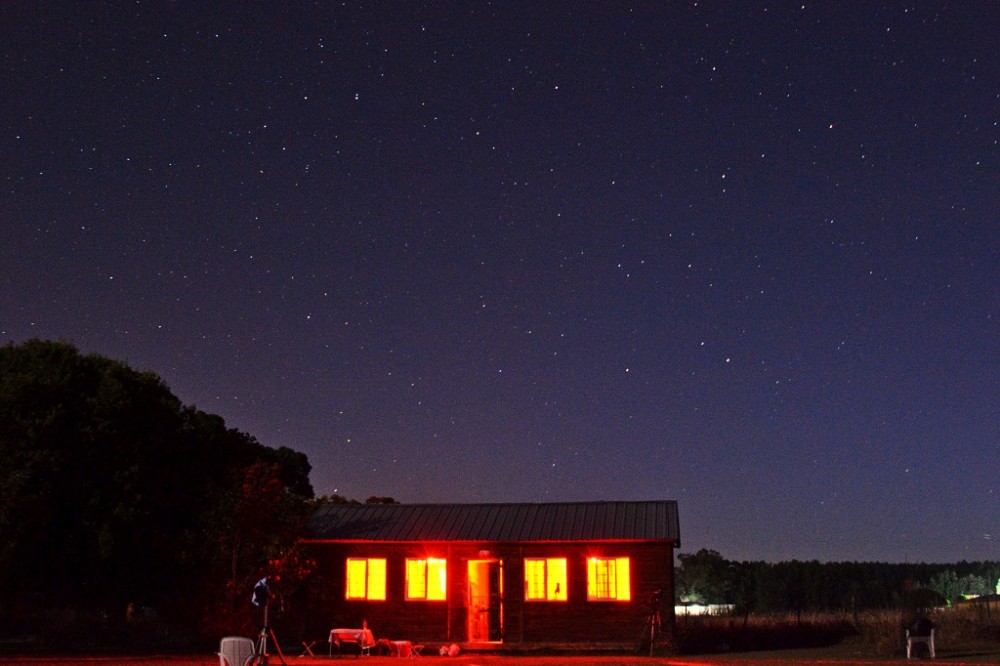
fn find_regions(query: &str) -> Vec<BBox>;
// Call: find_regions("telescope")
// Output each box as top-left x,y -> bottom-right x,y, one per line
250,577 -> 286,665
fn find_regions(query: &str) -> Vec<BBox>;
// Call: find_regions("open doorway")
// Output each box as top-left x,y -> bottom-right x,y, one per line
467,559 -> 503,642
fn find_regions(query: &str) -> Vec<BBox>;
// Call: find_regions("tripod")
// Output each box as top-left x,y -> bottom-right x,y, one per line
637,590 -> 663,657
252,602 -> 288,666
644,606 -> 662,656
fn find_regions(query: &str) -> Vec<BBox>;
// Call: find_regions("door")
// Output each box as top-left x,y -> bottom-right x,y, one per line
467,559 -> 503,642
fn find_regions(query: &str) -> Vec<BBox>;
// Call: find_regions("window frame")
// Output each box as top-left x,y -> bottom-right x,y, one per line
524,557 -> 568,601
345,557 -> 387,600
405,557 -> 447,601
586,556 -> 631,601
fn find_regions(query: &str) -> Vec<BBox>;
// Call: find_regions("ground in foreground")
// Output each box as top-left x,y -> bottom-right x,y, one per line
3,641 -> 1000,666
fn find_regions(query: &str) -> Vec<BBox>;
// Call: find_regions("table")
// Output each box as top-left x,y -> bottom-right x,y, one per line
376,640 -> 413,658
371,637 -> 424,659
329,628 -> 375,657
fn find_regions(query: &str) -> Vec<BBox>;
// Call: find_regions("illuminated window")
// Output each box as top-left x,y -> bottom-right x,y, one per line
346,558 -> 386,600
405,558 -> 447,600
587,557 -> 630,601
524,558 -> 567,601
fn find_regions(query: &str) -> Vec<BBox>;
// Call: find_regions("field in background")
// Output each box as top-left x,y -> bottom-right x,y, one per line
673,604 -> 1000,658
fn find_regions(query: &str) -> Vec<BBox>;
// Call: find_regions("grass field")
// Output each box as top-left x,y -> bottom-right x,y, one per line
672,603 -> 999,655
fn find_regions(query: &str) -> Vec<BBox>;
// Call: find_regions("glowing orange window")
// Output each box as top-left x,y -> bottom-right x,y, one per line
346,558 -> 386,600
405,558 -> 447,600
524,558 -> 567,601
587,557 -> 630,601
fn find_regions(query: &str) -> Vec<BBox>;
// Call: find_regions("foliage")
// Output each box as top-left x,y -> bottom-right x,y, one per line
364,495 -> 401,504
314,494 -> 400,505
675,549 -> 1000,615
187,461 -> 317,641
676,549 -> 732,604
0,340 -> 315,649
927,570 -> 995,605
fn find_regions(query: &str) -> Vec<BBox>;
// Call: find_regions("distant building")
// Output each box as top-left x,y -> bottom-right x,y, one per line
956,593 -> 1000,613
675,602 -> 735,616
300,500 -> 680,651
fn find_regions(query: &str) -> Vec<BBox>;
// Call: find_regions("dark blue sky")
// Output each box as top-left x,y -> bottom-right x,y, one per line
3,2 -> 997,563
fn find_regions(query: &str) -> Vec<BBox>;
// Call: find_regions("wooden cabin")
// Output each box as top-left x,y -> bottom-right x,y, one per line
300,500 -> 680,651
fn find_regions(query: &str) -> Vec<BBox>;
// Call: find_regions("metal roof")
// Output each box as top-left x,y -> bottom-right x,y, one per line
303,500 -> 679,544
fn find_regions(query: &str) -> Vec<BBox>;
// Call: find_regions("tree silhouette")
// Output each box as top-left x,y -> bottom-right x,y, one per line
0,340 -> 314,647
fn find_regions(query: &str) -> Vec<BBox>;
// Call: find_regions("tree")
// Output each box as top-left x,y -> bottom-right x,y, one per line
365,495 -> 400,504
927,570 -> 962,605
189,461 -> 316,640
0,340 -> 315,646
676,549 -> 731,604
0,339 -> 196,614
730,560 -> 760,624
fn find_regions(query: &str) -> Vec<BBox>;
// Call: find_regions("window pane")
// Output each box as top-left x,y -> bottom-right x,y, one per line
547,558 -> 567,600
588,557 -> 627,601
346,559 -> 368,599
586,558 -> 596,598
587,557 -> 611,599
615,557 -> 630,601
525,559 -> 546,600
406,558 -> 447,600
427,558 -> 447,600
406,559 -> 427,599
367,558 -> 386,600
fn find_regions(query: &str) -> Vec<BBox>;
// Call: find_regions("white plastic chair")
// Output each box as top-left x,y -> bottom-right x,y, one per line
219,636 -> 257,666
906,628 -> 935,659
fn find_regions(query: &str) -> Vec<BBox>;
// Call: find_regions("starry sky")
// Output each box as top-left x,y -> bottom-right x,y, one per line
2,2 -> 997,564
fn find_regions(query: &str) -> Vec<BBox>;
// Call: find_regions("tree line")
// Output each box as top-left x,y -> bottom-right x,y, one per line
676,549 -> 1000,616
0,339 -> 385,650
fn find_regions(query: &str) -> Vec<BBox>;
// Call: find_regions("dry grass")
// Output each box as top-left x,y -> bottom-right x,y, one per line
673,606 -> 1000,659
853,604 -> 1000,657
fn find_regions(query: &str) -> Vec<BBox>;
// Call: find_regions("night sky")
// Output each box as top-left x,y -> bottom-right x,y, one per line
3,2 -> 997,564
